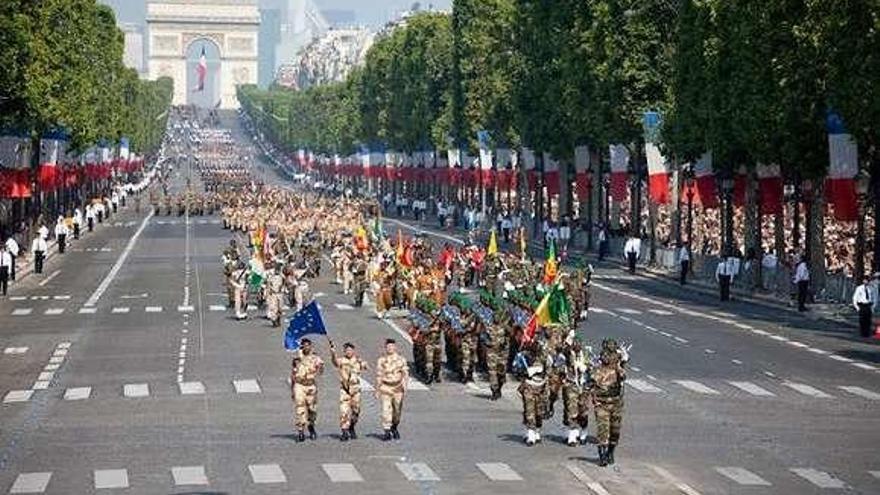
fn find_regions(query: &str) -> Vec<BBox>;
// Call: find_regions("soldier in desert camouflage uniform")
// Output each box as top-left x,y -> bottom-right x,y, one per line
330,342 -> 368,441
376,338 -> 409,441
290,339 -> 324,442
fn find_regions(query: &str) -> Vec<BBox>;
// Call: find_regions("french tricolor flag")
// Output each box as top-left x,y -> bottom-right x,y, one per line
643,111 -> 670,204
826,111 -> 859,221
195,46 -> 207,92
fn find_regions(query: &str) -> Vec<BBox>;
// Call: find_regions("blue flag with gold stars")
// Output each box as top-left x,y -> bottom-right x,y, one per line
284,301 -> 327,350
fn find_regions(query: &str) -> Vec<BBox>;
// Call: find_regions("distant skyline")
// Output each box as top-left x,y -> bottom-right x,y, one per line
99,0 -> 452,27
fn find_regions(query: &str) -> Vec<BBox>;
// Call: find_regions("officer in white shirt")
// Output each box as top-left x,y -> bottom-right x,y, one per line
37,223 -> 49,241
72,208 -> 83,239
501,215 -> 512,244
793,255 -> 810,312
624,236 -> 641,274
31,234 -> 48,274
4,236 -> 20,281
0,247 -> 12,296
597,225 -> 609,261
111,191 -> 119,213
54,216 -> 69,254
715,254 -> 737,301
678,242 -> 691,285
853,276 -> 875,337
86,204 -> 96,232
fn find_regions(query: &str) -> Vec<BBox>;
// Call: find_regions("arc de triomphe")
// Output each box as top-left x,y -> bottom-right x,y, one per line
147,0 -> 259,109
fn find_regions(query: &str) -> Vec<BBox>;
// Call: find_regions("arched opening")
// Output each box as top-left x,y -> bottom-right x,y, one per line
185,38 -> 221,108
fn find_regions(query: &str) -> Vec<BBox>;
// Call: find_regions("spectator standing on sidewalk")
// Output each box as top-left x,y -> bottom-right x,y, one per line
678,242 -> 690,285
598,224 -> 609,261
793,255 -> 810,312
31,233 -> 47,274
623,235 -> 641,274
715,254 -> 737,302
0,246 -> 11,296
852,276 -> 875,337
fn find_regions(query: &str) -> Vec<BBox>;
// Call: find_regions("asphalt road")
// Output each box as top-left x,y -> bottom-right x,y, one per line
1,113 -> 878,495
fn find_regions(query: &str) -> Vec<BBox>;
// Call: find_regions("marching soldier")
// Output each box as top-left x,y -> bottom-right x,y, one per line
562,338 -> 591,446
516,341 -> 550,446
329,341 -> 368,441
351,253 -> 368,306
290,338 -> 324,442
483,300 -> 509,400
422,317 -> 443,384
590,339 -> 628,466
264,261 -> 285,327
376,338 -> 408,441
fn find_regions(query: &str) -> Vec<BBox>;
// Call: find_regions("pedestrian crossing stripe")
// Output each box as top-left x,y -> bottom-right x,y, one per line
4,347 -> 28,355
233,379 -> 261,394
145,306 -> 163,313
626,379 -> 663,393
838,386 -> 880,400
3,390 -> 33,403
64,387 -> 91,401
396,462 -> 440,481
790,468 -> 847,489
44,308 -> 64,315
111,307 -> 130,314
334,303 -> 354,310
209,305 -> 225,311
123,383 -> 150,398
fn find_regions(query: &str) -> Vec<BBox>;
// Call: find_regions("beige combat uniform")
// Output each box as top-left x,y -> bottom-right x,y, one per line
292,353 -> 324,430
376,352 -> 408,430
332,353 -> 367,430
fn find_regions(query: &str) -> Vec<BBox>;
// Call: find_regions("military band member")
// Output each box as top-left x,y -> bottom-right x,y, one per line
330,341 -> 368,441
376,338 -> 408,441
291,339 -> 324,442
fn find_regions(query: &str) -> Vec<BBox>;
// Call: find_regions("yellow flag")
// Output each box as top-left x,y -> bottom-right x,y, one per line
487,229 -> 498,256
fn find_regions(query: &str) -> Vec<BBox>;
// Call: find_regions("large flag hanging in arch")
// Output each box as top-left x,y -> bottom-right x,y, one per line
195,46 -> 207,92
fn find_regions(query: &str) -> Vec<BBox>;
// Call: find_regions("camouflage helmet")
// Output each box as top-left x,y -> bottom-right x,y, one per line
601,338 -> 619,354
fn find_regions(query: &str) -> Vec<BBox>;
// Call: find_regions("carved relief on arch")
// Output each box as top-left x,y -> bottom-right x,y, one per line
181,32 -> 225,57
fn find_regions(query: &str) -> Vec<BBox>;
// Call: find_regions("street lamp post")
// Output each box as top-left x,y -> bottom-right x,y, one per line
855,170 -> 871,281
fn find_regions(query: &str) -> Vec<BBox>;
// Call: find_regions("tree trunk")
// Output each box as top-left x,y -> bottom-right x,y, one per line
743,168 -> 759,288
808,180 -> 826,295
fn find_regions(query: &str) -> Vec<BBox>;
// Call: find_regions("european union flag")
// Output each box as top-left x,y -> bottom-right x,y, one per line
284,301 -> 327,350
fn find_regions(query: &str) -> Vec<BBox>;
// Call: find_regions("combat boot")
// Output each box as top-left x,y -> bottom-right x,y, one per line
308,424 -> 317,440
490,388 -> 500,401
383,429 -> 393,441
432,370 -> 442,383
597,446 -> 608,467
297,430 -> 306,442
391,425 -> 400,440
348,424 -> 357,440
607,444 -> 616,465
340,429 -> 350,442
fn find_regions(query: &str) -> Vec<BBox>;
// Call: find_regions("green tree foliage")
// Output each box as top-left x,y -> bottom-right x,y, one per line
0,0 -> 172,155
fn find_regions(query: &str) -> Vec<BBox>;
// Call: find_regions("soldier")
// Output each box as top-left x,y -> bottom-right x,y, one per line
376,338 -> 408,441
329,341 -> 368,441
516,341 -> 550,446
458,305 -> 479,384
483,302 -> 509,401
562,338 -> 591,446
230,261 -> 248,320
544,327 -> 567,419
290,338 -> 324,442
590,339 -> 628,466
265,261 -> 285,327
422,317 -> 443,384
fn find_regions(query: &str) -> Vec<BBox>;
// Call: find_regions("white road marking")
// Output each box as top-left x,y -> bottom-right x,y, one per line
9,472 -> 52,493
43,364 -> 59,371
56,342 -> 71,349
786,341 -> 809,348
783,382 -> 833,398
4,347 -> 28,355
838,386 -> 880,400
731,359 -> 743,365
64,387 -> 92,401
322,463 -> 364,482
852,362 -> 877,371
3,390 -> 34,403
94,469 -> 129,489
790,468 -> 847,489
12,308 -> 33,316
171,466 -> 208,486
53,349 -> 67,357
48,356 -> 64,364
178,305 -> 194,312
618,308 -> 642,314
648,309 -> 674,315
178,381 -> 205,395
209,305 -> 225,311
396,462 -> 440,481
650,465 -> 703,495
233,379 -> 261,394
565,464 -> 612,495
84,210 -> 154,307
673,336 -> 689,344
714,467 -> 771,486
769,335 -> 789,342
111,307 -> 130,314
477,463 -> 523,481
673,380 -> 720,395
31,381 -> 49,390
145,306 -> 163,313
407,378 -> 429,391
626,379 -> 663,393
37,270 -> 61,286
43,308 -> 64,315
334,303 -> 354,310
249,464 -> 287,484
37,372 -> 53,381
123,383 -> 150,398
750,329 -> 770,336
728,381 -> 776,397
359,378 -> 375,391
869,470 -> 880,480
78,307 -> 97,314
807,348 -> 829,355
829,355 -> 854,363
381,317 -> 413,344
9,296 -> 26,301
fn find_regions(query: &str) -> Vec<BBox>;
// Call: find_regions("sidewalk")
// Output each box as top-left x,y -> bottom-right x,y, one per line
377,208 -> 864,331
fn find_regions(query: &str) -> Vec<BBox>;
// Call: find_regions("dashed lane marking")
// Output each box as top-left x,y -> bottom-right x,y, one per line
171,466 -> 208,486
322,463 -> 364,483
714,467 -> 771,486
673,380 -> 720,395
728,381 -> 776,397
12,308 -> 33,316
790,468 -> 847,489
564,464 -> 612,495
248,464 -> 287,484
4,347 -> 28,355
145,306 -> 163,313
782,382 -> 833,398
123,383 -> 150,398
209,305 -> 225,311
650,465 -> 703,495
476,462 -> 523,481
94,469 -> 129,490
233,379 -> 261,394
63,387 -> 91,401
618,308 -> 642,315
396,462 -> 440,482
626,379 -> 663,393
44,308 -> 64,315
838,386 -> 880,400
78,307 -> 97,314
111,307 -> 130,314
9,472 -> 52,494
648,309 -> 674,315
178,381 -> 205,395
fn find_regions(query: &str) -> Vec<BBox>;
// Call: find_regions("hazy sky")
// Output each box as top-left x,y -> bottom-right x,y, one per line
100,0 -> 453,27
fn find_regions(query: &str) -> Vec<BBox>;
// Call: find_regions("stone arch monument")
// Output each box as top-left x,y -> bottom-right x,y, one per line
147,0 -> 260,109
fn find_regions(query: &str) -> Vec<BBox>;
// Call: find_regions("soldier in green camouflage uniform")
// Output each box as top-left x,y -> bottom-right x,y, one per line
422,319 -> 443,384
483,310 -> 509,400
562,338 -> 591,446
590,339 -> 627,466
543,325 -> 566,419
516,341 -> 550,446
